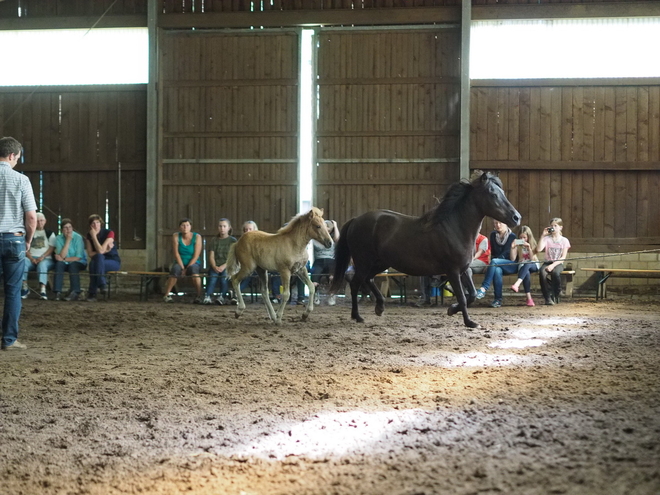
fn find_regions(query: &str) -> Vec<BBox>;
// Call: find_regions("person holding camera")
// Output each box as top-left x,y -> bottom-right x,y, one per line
537,217 -> 571,305
510,225 -> 540,306
475,219 -> 518,308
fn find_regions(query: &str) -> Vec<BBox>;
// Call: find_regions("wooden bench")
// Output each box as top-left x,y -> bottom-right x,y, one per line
107,271 -> 170,301
582,268 -> 660,300
343,271 -> 408,304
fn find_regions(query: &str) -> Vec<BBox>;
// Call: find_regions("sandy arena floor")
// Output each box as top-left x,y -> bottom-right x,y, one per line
1,295 -> 659,495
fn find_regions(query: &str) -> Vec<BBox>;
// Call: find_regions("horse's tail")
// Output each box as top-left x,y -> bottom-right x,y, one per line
329,218 -> 353,294
226,243 -> 240,279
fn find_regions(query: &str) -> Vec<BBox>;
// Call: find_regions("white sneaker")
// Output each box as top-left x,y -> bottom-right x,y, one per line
327,295 -> 336,306
202,295 -> 212,305
313,294 -> 321,305
163,295 -> 173,303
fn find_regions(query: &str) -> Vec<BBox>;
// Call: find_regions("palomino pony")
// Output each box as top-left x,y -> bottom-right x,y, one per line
330,172 -> 521,328
226,207 -> 334,324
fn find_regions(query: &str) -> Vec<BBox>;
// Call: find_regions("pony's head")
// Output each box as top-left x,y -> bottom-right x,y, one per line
472,171 -> 521,228
306,207 -> 334,248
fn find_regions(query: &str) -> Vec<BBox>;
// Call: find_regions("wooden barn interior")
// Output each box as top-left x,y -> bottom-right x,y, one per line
1,0 -> 659,298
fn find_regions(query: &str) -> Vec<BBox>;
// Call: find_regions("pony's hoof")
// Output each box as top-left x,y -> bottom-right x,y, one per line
447,304 -> 460,316
301,312 -> 309,321
466,320 -> 480,329
234,312 -> 241,319
353,316 -> 364,323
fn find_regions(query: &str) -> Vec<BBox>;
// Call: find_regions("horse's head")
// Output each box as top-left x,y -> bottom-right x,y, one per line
474,172 -> 521,228
307,207 -> 334,248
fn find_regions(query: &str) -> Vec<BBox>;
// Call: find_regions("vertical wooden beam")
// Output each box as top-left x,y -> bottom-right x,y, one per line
146,0 -> 158,269
459,0 -> 471,180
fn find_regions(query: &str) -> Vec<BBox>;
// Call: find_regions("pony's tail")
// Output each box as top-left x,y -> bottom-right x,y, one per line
329,219 -> 353,295
226,243 -> 240,279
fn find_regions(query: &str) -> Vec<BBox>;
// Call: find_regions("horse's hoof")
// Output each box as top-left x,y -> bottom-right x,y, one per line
301,313 -> 309,321
353,316 -> 364,323
466,320 -> 480,329
447,304 -> 460,316
234,312 -> 241,319
375,305 -> 384,316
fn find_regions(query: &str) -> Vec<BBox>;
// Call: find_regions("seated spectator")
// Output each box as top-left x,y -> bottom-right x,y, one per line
470,232 -> 490,275
239,220 -> 281,303
84,214 -> 121,302
510,225 -> 540,307
163,218 -> 203,303
475,219 -> 518,308
203,218 -> 237,305
537,217 -> 571,305
22,212 -> 55,300
311,219 -> 339,306
53,218 -> 88,301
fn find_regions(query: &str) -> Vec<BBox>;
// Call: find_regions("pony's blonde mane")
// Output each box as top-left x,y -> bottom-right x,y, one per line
277,207 -> 324,235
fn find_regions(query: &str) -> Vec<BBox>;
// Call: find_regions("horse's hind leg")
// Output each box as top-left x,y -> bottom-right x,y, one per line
257,268 -> 278,323
230,271 -> 250,319
349,276 -> 365,322
364,277 -> 386,316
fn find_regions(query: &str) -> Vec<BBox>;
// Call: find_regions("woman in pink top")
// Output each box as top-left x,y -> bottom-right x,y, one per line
537,217 -> 571,305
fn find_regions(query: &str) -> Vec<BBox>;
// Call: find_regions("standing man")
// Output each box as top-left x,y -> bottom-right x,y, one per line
0,137 -> 37,350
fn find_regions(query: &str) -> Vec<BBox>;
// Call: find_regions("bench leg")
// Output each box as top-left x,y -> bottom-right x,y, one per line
564,273 -> 573,298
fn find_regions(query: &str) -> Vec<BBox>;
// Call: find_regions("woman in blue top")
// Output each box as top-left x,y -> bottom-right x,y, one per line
163,218 -> 203,303
53,218 -> 88,301
475,219 -> 518,308
85,214 -> 121,302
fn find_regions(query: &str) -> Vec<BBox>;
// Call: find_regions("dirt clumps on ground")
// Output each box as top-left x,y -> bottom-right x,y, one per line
1,296 -> 659,494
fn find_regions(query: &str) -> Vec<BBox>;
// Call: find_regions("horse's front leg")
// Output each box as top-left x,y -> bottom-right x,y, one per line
297,267 -> 316,320
275,268 -> 292,323
446,270 -> 479,328
258,269 -> 278,323
461,269 -> 477,306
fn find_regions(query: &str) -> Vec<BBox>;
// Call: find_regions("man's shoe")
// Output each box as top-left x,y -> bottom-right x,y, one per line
491,299 -> 502,308
21,286 -> 29,299
214,297 -> 224,305
40,291 -> 48,301
65,292 -> 80,301
475,287 -> 486,300
202,295 -> 213,305
54,292 -> 62,301
2,340 -> 27,351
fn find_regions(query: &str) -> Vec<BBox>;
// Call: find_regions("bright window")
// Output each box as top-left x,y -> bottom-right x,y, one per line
470,17 -> 660,79
1,27 -> 148,86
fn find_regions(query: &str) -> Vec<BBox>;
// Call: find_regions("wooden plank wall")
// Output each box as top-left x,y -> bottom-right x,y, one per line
470,84 -> 660,252
0,87 -> 147,249
162,0 -> 460,13
159,31 -> 299,266
316,28 -> 461,227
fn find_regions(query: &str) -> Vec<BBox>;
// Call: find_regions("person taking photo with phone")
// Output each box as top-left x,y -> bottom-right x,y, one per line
537,217 -> 571,305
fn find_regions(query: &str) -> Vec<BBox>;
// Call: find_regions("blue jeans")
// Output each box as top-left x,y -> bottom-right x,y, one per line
517,261 -> 540,293
24,257 -> 55,287
205,268 -> 229,298
481,257 -> 519,300
1,234 -> 26,347
53,260 -> 87,294
88,254 -> 120,296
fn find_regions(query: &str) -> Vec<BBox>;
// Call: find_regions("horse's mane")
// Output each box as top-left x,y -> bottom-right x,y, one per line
277,207 -> 323,234
421,171 -> 501,226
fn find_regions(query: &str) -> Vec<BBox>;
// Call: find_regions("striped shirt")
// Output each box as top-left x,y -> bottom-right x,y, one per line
0,161 -> 37,234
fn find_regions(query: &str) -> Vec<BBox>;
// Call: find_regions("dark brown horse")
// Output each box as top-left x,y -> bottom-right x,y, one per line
330,172 -> 521,328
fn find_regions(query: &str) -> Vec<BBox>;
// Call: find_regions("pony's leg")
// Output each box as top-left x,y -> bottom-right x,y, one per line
296,267 -> 316,320
275,269 -> 292,323
446,270 -> 479,328
231,273 -> 248,318
257,268 -> 278,323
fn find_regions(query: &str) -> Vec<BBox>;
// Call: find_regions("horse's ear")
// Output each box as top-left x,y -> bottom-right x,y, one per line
319,208 -> 324,217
